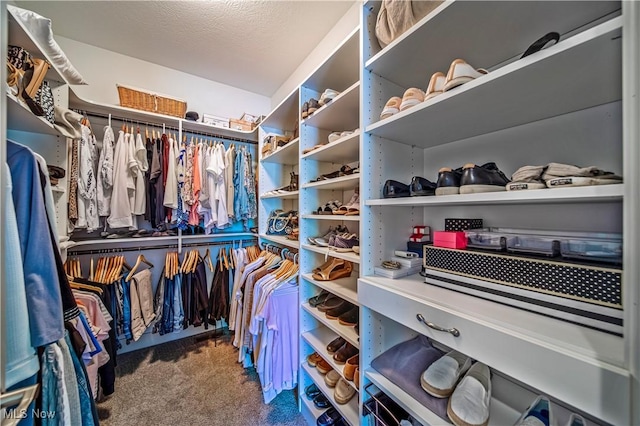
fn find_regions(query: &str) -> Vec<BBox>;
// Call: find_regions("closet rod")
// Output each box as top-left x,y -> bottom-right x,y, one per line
77,110 -> 258,144
68,238 -> 257,256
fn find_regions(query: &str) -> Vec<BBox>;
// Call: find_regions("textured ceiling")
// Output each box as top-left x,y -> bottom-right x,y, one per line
15,0 -> 355,97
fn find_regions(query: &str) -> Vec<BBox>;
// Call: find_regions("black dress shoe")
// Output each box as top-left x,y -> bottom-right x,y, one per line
313,393 -> 331,409
338,306 -> 359,326
305,383 -> 321,399
383,180 -> 410,198
317,407 -> 343,426
436,166 -> 463,195
409,176 -> 436,196
460,162 -> 510,194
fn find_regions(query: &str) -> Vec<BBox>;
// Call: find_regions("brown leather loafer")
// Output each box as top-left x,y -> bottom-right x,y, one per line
338,306 -> 358,326
333,342 -> 358,364
325,301 -> 353,320
343,354 -> 359,381
316,358 -> 333,375
326,336 -> 346,354
307,352 -> 323,367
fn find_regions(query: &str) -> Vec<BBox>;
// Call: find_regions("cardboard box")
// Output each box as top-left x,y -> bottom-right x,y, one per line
433,231 -> 467,249
202,114 -> 229,128
230,118 -> 254,131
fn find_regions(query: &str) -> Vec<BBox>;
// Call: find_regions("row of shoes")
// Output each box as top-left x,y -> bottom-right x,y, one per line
314,192 -> 360,216
310,164 -> 359,183
309,232 -> 360,255
380,58 -> 488,120
304,384 -> 348,426
261,172 -> 299,196
308,291 -> 359,332
302,88 -> 341,119
384,162 -> 622,198
303,128 -> 359,155
307,350 -> 358,404
379,32 -> 562,122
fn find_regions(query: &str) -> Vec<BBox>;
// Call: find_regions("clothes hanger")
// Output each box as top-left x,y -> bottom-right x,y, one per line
69,280 -> 103,295
204,248 -> 214,272
126,253 -> 154,281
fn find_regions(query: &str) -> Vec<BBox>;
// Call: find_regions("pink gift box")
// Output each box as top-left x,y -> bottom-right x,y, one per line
433,231 -> 467,249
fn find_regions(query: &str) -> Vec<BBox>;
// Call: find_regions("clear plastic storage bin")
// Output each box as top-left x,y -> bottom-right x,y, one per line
560,238 -> 622,264
507,235 -> 560,257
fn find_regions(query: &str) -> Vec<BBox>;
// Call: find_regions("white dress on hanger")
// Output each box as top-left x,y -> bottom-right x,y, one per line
76,124 -> 99,232
163,137 -> 178,210
107,130 -> 134,228
97,126 -> 114,217
132,132 -> 148,215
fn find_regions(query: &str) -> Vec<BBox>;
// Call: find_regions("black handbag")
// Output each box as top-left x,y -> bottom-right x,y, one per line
266,209 -> 298,236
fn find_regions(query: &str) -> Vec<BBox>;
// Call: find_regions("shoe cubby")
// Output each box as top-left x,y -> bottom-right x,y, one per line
360,305 -> 610,426
302,327 -> 359,393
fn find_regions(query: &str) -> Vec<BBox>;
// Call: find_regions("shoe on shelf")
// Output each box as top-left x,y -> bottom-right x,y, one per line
425,71 -> 446,101
316,407 -> 343,426
325,301 -> 354,320
514,395 -> 553,426
331,233 -> 359,252
319,88 -> 340,106
521,32 -> 560,59
309,225 -> 337,245
334,378 -> 356,405
317,295 -> 344,312
308,98 -> 320,116
383,179 -> 410,198
443,59 -> 488,92
328,132 -> 343,143
343,354 -> 359,381
333,342 -> 358,364
507,164 -> 547,191
380,96 -> 402,120
436,166 -> 464,195
302,101 -> 309,119
327,336 -> 347,354
305,383 -> 321,399
400,87 -> 425,111
459,162 -> 510,194
354,366 -> 360,390
308,290 -> 331,307
542,162 -> 622,188
410,176 -> 437,196
307,352 -> 323,367
420,349 -> 472,398
566,413 -> 586,426
324,370 -> 341,388
316,201 -> 343,216
316,358 -> 333,375
313,392 -> 331,409
338,306 -> 359,326
447,362 -> 492,426
313,259 -> 353,281
333,192 -> 360,215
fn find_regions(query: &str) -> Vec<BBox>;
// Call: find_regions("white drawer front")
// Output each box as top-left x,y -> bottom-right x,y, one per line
358,278 -> 630,425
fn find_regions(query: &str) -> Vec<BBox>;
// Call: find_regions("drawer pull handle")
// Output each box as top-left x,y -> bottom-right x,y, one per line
416,314 -> 460,337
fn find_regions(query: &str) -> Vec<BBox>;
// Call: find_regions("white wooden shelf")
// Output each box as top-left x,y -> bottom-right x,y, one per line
302,82 -> 360,132
366,184 -> 624,207
259,88 -> 299,132
302,131 -> 359,164
365,1 -> 620,89
259,234 -> 300,249
7,92 -> 58,135
302,28 -> 360,94
302,303 -> 359,348
302,273 -> 358,306
261,137 -> 299,165
302,175 -> 360,191
182,118 -> 259,142
302,244 -> 360,265
364,368 -> 520,426
301,363 -> 359,426
302,327 -> 359,392
302,214 -> 360,222
366,18 -> 622,148
259,190 -> 299,200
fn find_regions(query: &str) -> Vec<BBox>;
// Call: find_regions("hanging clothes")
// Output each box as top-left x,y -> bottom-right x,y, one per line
225,144 -> 236,220
97,125 -> 115,217
132,131 -> 149,216
108,130 -> 134,228
76,123 -> 99,232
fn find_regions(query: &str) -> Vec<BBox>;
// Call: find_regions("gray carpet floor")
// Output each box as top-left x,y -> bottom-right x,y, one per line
97,332 -> 307,426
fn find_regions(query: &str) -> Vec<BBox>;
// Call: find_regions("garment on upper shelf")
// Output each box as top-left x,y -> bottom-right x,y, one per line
97,126 -> 115,217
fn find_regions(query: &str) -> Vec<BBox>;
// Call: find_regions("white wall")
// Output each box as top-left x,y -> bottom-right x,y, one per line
270,2 -> 360,108
56,36 -> 271,120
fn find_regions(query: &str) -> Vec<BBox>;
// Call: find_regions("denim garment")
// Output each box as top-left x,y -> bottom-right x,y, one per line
152,270 -> 166,334
77,312 -> 102,357
161,276 -> 175,335
121,278 -> 133,341
66,334 -> 97,426
233,150 -> 248,220
58,335 -> 82,426
7,141 -> 64,347
40,343 -> 66,426
172,274 -> 185,332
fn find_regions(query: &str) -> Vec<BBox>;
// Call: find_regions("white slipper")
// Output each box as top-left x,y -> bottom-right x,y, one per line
421,350 -> 472,398
444,59 -> 488,92
546,176 -> 623,188
447,362 -> 491,426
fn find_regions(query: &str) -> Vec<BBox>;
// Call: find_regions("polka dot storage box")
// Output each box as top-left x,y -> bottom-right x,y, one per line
422,245 -> 622,335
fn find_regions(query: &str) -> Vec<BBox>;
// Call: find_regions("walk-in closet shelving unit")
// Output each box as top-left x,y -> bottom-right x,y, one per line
292,27 -> 362,426
258,86 -> 301,250
358,1 -> 638,425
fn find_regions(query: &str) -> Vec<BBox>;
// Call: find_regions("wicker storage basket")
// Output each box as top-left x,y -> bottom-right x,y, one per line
117,84 -> 187,118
